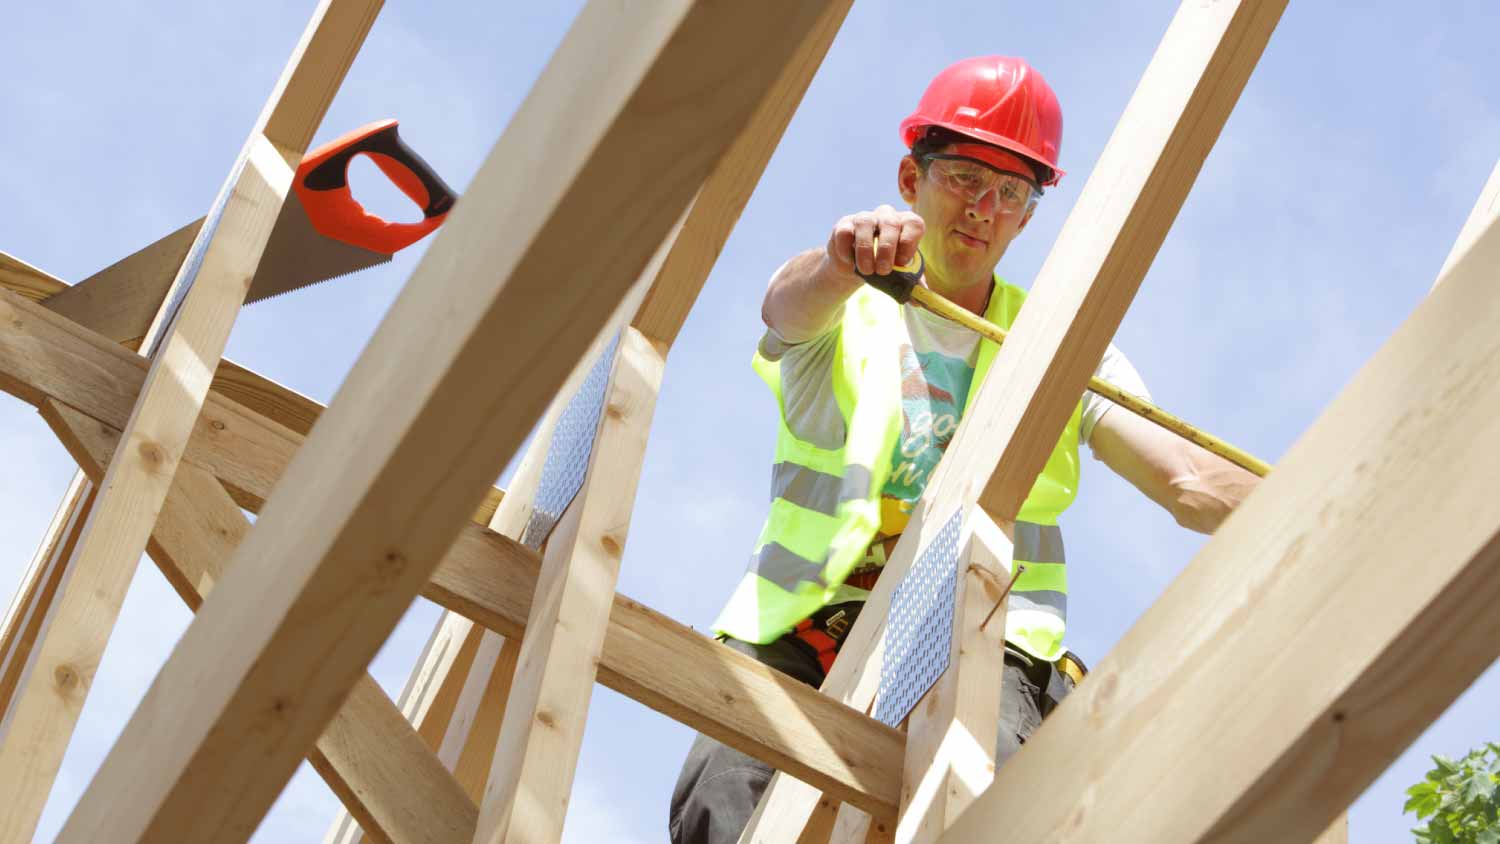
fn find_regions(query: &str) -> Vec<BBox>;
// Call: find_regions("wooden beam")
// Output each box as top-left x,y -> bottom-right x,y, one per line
1312,814 -> 1348,844
324,355 -> 565,844
0,474 -> 93,717
939,169 -> 1500,843
741,1 -> 1287,838
424,516 -> 903,817
894,514 -> 1010,844
630,0 -> 854,347
0,251 -> 64,302
0,0 -> 381,837
0,274 -> 906,818
323,614 -> 486,844
43,398 -> 479,844
0,285 -> 500,522
1434,158 -> 1500,290
0,134 -> 295,843
473,325 -> 665,843
0,249 -> 337,442
56,3 -> 835,839
38,219 -> 204,344
440,631 -> 521,802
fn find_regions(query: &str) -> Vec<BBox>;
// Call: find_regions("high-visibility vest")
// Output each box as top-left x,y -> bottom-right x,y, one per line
712,278 -> 1082,661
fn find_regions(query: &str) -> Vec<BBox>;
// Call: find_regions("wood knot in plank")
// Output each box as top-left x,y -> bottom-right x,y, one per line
210,419 -> 227,431
1088,672 -> 1118,722
600,534 -> 624,558
137,440 -> 169,471
376,550 -> 407,580
53,663 -> 81,694
535,710 -> 558,729
605,401 -> 626,420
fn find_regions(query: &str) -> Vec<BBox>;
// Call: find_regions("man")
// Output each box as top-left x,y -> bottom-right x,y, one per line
670,56 -> 1260,844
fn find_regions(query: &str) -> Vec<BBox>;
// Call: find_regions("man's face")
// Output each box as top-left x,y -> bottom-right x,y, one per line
898,142 -> 1037,294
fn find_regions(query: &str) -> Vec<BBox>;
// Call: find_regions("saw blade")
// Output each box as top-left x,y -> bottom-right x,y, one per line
248,190 -> 390,304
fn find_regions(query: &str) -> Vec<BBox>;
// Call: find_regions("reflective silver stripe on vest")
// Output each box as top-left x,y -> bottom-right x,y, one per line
750,542 -> 826,591
1009,589 -> 1066,620
1013,521 -> 1065,564
770,462 -> 873,516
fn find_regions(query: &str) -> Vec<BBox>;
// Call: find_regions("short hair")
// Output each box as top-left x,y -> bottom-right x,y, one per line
909,125 -> 1051,186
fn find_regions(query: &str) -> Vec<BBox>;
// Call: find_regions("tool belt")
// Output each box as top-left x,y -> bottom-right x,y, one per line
791,602 -> 860,674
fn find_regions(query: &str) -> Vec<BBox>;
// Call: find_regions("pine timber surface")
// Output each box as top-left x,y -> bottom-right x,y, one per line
439,630 -> 520,802
337,0 -> 849,822
740,1 -> 1287,839
54,2 -> 845,839
0,285 -> 904,814
630,0 -> 854,349
1434,158 -> 1500,289
894,515 -> 1009,844
43,400 -> 477,844
0,134 -> 296,844
327,250 -> 661,843
325,615 -> 485,844
0,252 -> 63,302
941,178 -> 1500,843
0,475 -> 93,716
1,0 -> 384,830
473,327 -> 666,843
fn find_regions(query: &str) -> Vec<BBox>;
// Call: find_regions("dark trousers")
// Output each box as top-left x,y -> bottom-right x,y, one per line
668,625 -> 1073,844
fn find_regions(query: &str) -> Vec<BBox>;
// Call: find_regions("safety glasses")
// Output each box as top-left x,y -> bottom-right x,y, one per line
922,154 -> 1039,215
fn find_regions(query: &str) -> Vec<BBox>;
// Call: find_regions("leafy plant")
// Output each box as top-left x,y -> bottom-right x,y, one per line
1405,743 -> 1500,843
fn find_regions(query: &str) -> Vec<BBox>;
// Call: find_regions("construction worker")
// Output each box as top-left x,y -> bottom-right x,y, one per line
669,56 -> 1261,844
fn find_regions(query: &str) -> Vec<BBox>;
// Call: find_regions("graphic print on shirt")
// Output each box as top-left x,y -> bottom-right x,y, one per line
883,341 -> 976,503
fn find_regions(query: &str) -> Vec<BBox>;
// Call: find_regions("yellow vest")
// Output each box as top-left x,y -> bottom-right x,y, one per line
712,279 -> 1081,660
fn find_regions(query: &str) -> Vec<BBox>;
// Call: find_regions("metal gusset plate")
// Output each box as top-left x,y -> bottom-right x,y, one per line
874,509 -> 963,727
519,331 -> 621,549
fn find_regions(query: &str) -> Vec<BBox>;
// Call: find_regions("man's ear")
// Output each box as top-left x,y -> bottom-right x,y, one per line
898,156 -> 920,204
1016,205 -> 1035,232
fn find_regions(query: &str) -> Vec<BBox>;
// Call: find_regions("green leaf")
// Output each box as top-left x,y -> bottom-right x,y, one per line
1465,770 -> 1499,805
1478,827 -> 1500,844
1406,791 -> 1443,819
1436,755 -> 1462,774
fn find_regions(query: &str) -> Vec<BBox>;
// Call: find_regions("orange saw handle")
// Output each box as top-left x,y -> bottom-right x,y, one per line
294,118 -> 456,254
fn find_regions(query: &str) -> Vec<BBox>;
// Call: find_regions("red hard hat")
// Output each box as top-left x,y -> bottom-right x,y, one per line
900,56 -> 1065,186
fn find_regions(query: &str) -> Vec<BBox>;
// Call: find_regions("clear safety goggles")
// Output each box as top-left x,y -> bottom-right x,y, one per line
922,154 -> 1040,215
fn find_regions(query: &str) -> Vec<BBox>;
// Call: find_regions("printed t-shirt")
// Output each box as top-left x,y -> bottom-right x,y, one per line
759,288 -> 1150,595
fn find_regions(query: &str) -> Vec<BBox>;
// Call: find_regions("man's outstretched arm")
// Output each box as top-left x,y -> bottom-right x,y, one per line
762,205 -> 923,344
1089,405 -> 1261,534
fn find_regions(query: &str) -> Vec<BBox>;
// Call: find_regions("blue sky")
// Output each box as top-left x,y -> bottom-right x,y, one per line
3,1 -> 1498,841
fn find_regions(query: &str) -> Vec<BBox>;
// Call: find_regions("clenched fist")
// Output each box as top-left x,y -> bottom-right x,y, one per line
826,205 -> 924,278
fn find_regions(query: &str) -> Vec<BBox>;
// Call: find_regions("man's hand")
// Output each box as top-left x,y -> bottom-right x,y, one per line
828,205 -> 925,277
763,206 -> 926,345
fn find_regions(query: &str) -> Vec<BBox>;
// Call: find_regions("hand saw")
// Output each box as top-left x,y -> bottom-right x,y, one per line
248,118 -> 457,302
37,120 -> 455,346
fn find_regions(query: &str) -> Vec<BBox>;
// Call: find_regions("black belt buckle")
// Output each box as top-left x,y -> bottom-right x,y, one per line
813,601 -> 862,645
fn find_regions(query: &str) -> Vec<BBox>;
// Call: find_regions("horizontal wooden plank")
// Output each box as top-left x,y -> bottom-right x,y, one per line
1,268 -> 904,817
0,285 -> 500,521
0,251 -> 65,302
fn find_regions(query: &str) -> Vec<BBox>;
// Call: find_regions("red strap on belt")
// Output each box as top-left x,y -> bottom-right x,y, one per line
793,620 -> 839,674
